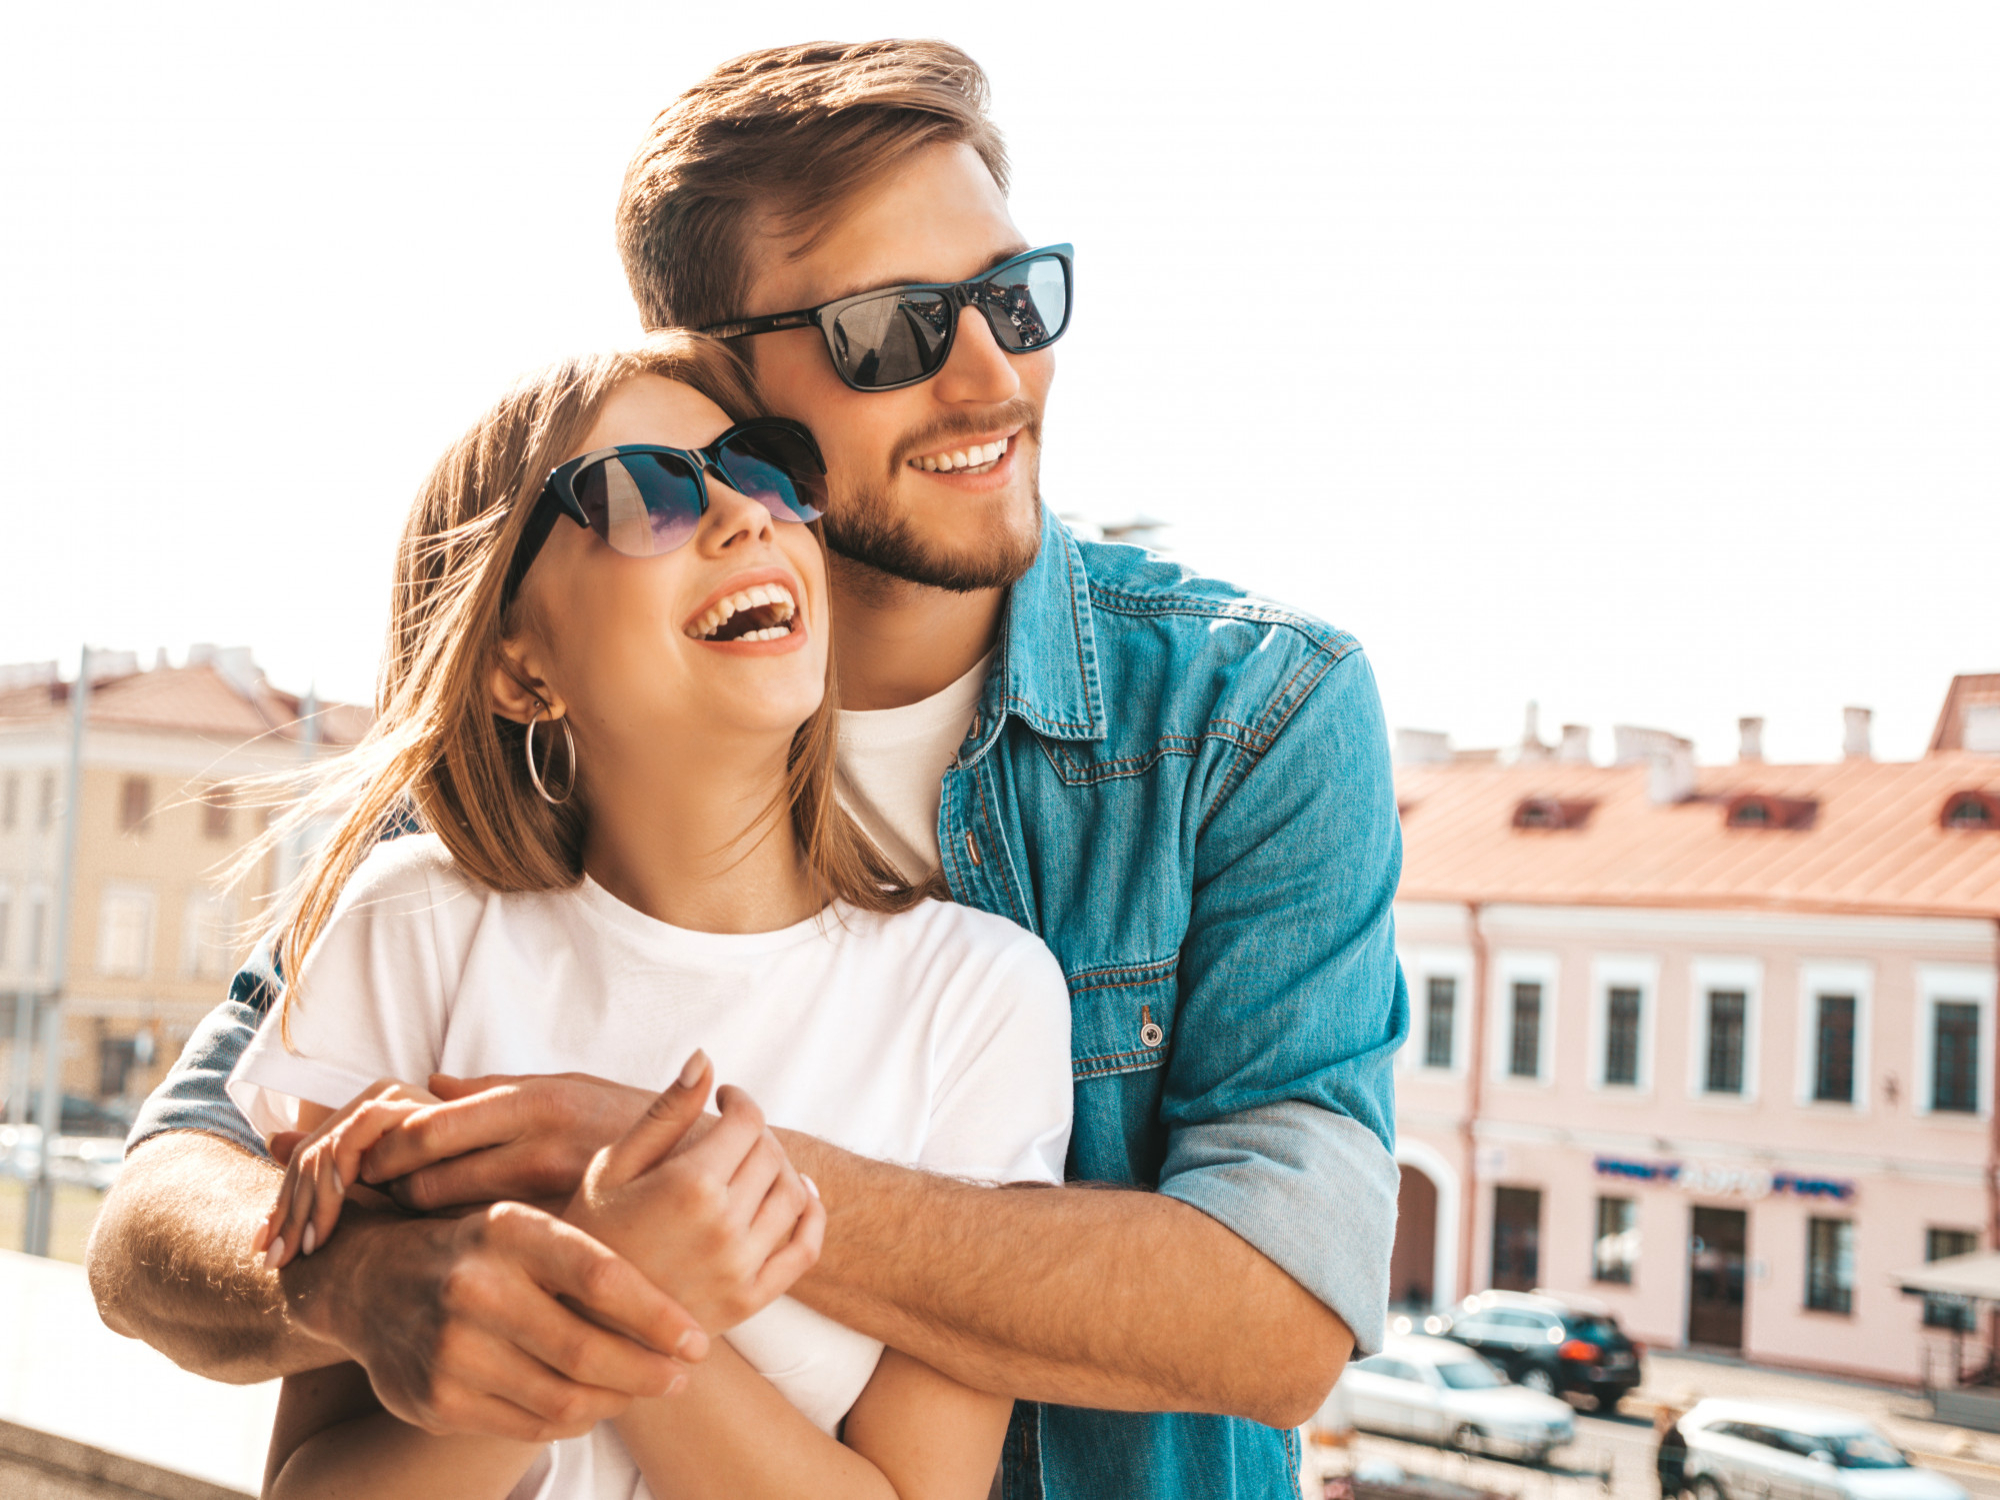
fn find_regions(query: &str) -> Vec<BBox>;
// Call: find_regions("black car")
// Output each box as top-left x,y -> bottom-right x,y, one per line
1438,1292 -> 1642,1410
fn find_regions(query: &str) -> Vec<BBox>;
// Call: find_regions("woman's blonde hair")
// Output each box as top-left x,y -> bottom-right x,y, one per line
250,331 -> 919,1031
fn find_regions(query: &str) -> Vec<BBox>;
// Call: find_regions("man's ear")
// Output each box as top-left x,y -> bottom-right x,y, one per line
488,633 -> 559,726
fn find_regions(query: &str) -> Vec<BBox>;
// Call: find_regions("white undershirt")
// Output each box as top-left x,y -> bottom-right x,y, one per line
835,652 -> 992,882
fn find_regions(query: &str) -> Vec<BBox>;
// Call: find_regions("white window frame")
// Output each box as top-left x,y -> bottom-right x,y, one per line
0,881 -> 12,974
1794,960 -> 1872,1112
24,886 -> 50,977
1914,963 -> 1996,1122
1688,956 -> 1763,1102
1402,946 -> 1473,1077
180,889 -> 237,982
1491,950 -> 1559,1086
1589,954 -> 1659,1093
95,883 -> 156,979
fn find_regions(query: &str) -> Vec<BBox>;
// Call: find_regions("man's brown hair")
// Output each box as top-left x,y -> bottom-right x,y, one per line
617,39 -> 1009,333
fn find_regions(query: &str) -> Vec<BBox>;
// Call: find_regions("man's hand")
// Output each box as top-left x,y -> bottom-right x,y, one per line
356,1070 -> 655,1211
564,1051 -> 824,1332
258,1078 -> 441,1268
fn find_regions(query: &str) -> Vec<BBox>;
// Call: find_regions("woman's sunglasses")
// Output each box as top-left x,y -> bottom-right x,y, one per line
501,418 -> 827,607
700,244 -> 1074,393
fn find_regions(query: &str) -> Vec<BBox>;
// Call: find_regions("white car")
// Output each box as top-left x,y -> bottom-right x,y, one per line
1679,1399 -> 1966,1500
1331,1335 -> 1576,1461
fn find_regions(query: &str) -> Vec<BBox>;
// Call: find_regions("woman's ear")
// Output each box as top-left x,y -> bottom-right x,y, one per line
489,632 -> 560,726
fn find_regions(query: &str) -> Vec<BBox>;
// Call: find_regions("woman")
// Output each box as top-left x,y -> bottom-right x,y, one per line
226,333 -> 1073,1500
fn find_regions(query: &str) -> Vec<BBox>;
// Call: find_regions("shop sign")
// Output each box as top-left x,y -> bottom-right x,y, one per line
1592,1156 -> 1856,1203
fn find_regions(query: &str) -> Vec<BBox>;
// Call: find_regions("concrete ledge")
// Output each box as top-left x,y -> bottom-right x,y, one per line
0,1418 -> 252,1500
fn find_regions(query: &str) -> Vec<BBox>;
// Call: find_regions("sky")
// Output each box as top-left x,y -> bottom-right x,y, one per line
2,2 -> 1995,764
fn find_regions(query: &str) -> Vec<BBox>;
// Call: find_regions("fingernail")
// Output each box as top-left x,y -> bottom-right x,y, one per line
678,1050 -> 708,1088
674,1327 -> 705,1359
263,1236 -> 285,1270
301,1224 -> 317,1257
332,1168 -> 344,1197
666,1371 -> 689,1396
801,1174 -> 820,1200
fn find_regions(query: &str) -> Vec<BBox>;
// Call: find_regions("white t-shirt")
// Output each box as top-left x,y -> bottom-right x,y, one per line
834,652 -> 990,881
228,833 -> 1071,1497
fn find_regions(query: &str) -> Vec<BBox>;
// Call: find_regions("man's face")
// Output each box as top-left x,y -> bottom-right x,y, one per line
739,142 -> 1054,593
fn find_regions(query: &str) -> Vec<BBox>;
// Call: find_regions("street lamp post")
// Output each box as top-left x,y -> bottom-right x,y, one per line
24,646 -> 89,1256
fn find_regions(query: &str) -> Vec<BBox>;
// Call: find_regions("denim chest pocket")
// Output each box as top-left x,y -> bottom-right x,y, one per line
1067,954 -> 1178,1080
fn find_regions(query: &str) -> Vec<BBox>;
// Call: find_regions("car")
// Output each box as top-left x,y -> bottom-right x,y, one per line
0,1092 -> 136,1138
1332,1334 -> 1576,1462
1435,1289 -> 1643,1409
1676,1398 -> 1966,1500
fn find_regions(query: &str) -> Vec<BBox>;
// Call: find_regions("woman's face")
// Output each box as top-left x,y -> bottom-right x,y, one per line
505,374 -> 830,771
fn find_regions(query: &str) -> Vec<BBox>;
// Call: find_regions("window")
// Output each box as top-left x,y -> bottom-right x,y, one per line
1806,1218 -> 1855,1314
1941,792 -> 1999,830
1605,987 -> 1642,1086
1814,994 -> 1857,1103
1424,976 -> 1456,1068
1725,795 -> 1818,830
0,891 -> 9,969
1706,990 -> 1747,1094
1,773 -> 15,830
201,786 -> 233,840
181,892 -> 236,981
1933,1002 -> 1980,1114
26,895 -> 47,971
95,888 -> 154,977
1593,1196 -> 1638,1284
37,773 -> 56,830
1925,1228 -> 1979,1331
119,776 -> 152,833
1509,982 -> 1542,1078
1491,1187 -> 1542,1291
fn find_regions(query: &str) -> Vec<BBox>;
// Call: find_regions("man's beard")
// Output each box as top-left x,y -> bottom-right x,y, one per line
821,404 -> 1045,593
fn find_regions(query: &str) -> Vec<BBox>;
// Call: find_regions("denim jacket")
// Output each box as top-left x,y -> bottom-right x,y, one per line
132,509 -> 1406,1500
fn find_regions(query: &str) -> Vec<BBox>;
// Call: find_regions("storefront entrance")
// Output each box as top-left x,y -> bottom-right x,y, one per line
1390,1166 -> 1439,1309
1687,1206 -> 1748,1349
1492,1186 -> 1542,1292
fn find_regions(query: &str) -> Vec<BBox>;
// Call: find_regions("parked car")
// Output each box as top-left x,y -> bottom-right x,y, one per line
0,1093 -> 135,1139
1676,1399 -> 1965,1500
1334,1335 -> 1575,1462
1436,1290 -> 1642,1409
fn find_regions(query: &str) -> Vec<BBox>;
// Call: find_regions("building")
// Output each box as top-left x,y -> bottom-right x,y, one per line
1390,678 -> 2000,1385
0,649 -> 366,1127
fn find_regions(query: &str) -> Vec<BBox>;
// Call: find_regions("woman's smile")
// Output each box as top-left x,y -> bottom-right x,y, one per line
682,565 -> 811,655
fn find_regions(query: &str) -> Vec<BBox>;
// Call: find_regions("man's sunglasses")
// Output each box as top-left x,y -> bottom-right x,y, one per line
501,419 -> 826,607
700,244 -> 1074,393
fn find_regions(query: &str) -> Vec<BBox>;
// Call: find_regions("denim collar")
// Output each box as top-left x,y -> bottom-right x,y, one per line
975,508 -> 1106,750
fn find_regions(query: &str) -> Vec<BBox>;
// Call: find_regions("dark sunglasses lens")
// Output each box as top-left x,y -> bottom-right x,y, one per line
574,452 -> 705,557
717,429 -> 826,522
980,254 -> 1069,352
831,290 -> 952,388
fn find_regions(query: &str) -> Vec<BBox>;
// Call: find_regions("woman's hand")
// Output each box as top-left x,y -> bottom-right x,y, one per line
565,1051 -> 824,1333
255,1079 -> 441,1268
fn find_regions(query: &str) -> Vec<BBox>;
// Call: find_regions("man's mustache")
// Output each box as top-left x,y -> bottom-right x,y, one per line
887,399 -> 1042,471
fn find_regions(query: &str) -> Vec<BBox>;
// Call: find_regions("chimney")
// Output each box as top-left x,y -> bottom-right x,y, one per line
1647,737 -> 1697,804
1518,700 -> 1550,761
1737,717 -> 1764,763
1843,706 -> 1872,760
1395,728 -> 1453,766
1558,725 -> 1592,764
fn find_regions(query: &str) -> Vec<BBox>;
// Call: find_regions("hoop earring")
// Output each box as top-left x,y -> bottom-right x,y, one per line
525,701 -> 578,806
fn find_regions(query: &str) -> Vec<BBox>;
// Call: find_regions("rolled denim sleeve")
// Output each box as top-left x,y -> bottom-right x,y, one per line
1154,646 -> 1407,1355
125,941 -> 281,1161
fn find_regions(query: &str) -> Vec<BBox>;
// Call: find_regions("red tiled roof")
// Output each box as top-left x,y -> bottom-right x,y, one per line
0,666 -> 368,747
1396,752 -> 2000,920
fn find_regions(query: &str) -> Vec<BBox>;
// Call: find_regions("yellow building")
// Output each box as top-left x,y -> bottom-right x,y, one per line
0,648 -> 366,1129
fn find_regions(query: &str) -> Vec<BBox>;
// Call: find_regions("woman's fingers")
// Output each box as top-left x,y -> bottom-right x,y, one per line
752,1182 -> 826,1305
741,1146 -> 811,1263
724,1127 -> 788,1232
598,1051 -> 713,1186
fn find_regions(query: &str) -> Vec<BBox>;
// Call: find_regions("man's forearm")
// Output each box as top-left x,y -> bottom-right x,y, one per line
87,1132 -> 350,1383
776,1132 -> 1352,1428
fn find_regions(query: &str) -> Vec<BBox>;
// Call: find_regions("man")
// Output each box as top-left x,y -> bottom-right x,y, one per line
88,39 -> 1405,1500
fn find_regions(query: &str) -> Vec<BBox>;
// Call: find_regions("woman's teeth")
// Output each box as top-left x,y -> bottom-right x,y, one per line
910,436 -> 1008,474
686,582 -> 798,642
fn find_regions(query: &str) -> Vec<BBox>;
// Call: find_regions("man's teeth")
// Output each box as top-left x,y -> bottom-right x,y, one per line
911,436 -> 1009,473
686,582 -> 798,641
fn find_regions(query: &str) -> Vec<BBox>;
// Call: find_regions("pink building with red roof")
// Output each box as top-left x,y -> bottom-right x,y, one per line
1389,677 -> 2000,1384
